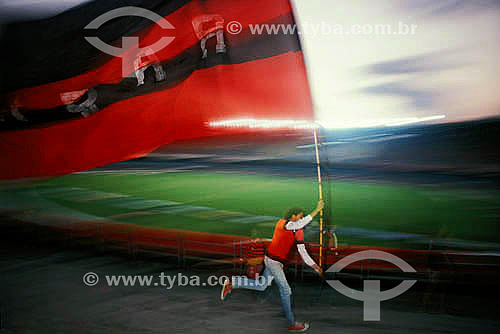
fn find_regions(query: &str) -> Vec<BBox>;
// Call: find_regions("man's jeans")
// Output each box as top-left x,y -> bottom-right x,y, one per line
232,256 -> 295,326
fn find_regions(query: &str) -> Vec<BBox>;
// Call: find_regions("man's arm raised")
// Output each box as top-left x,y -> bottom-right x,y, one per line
285,200 -> 324,231
309,199 -> 324,219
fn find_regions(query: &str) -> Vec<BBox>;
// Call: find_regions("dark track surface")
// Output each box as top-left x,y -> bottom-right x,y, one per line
1,223 -> 499,334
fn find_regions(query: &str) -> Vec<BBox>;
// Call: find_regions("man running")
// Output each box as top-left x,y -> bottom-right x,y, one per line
221,200 -> 325,332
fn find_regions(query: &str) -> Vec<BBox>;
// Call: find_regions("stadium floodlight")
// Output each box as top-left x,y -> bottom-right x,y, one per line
208,119 -> 319,130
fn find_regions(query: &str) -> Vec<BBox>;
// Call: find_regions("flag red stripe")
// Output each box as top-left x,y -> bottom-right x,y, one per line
8,0 -> 294,110
0,51 -> 313,179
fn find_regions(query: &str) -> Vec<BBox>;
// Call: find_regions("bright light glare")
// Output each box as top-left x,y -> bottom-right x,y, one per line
208,119 -> 319,130
209,115 -> 445,130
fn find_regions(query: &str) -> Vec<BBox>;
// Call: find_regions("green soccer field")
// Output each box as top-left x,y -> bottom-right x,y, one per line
16,170 -> 499,250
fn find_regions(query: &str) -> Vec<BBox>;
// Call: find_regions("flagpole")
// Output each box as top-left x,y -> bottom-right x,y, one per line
313,127 -> 324,267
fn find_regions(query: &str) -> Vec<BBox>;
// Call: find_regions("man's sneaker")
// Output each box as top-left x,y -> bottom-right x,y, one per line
220,278 -> 232,301
288,322 -> 310,332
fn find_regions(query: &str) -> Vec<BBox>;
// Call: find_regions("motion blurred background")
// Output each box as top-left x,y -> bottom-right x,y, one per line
0,1 -> 499,332
1,0 -> 499,260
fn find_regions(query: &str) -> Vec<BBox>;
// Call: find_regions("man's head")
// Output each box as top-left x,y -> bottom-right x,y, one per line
284,207 -> 304,222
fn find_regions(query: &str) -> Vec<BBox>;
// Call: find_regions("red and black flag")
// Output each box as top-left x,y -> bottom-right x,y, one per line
0,0 -> 313,179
